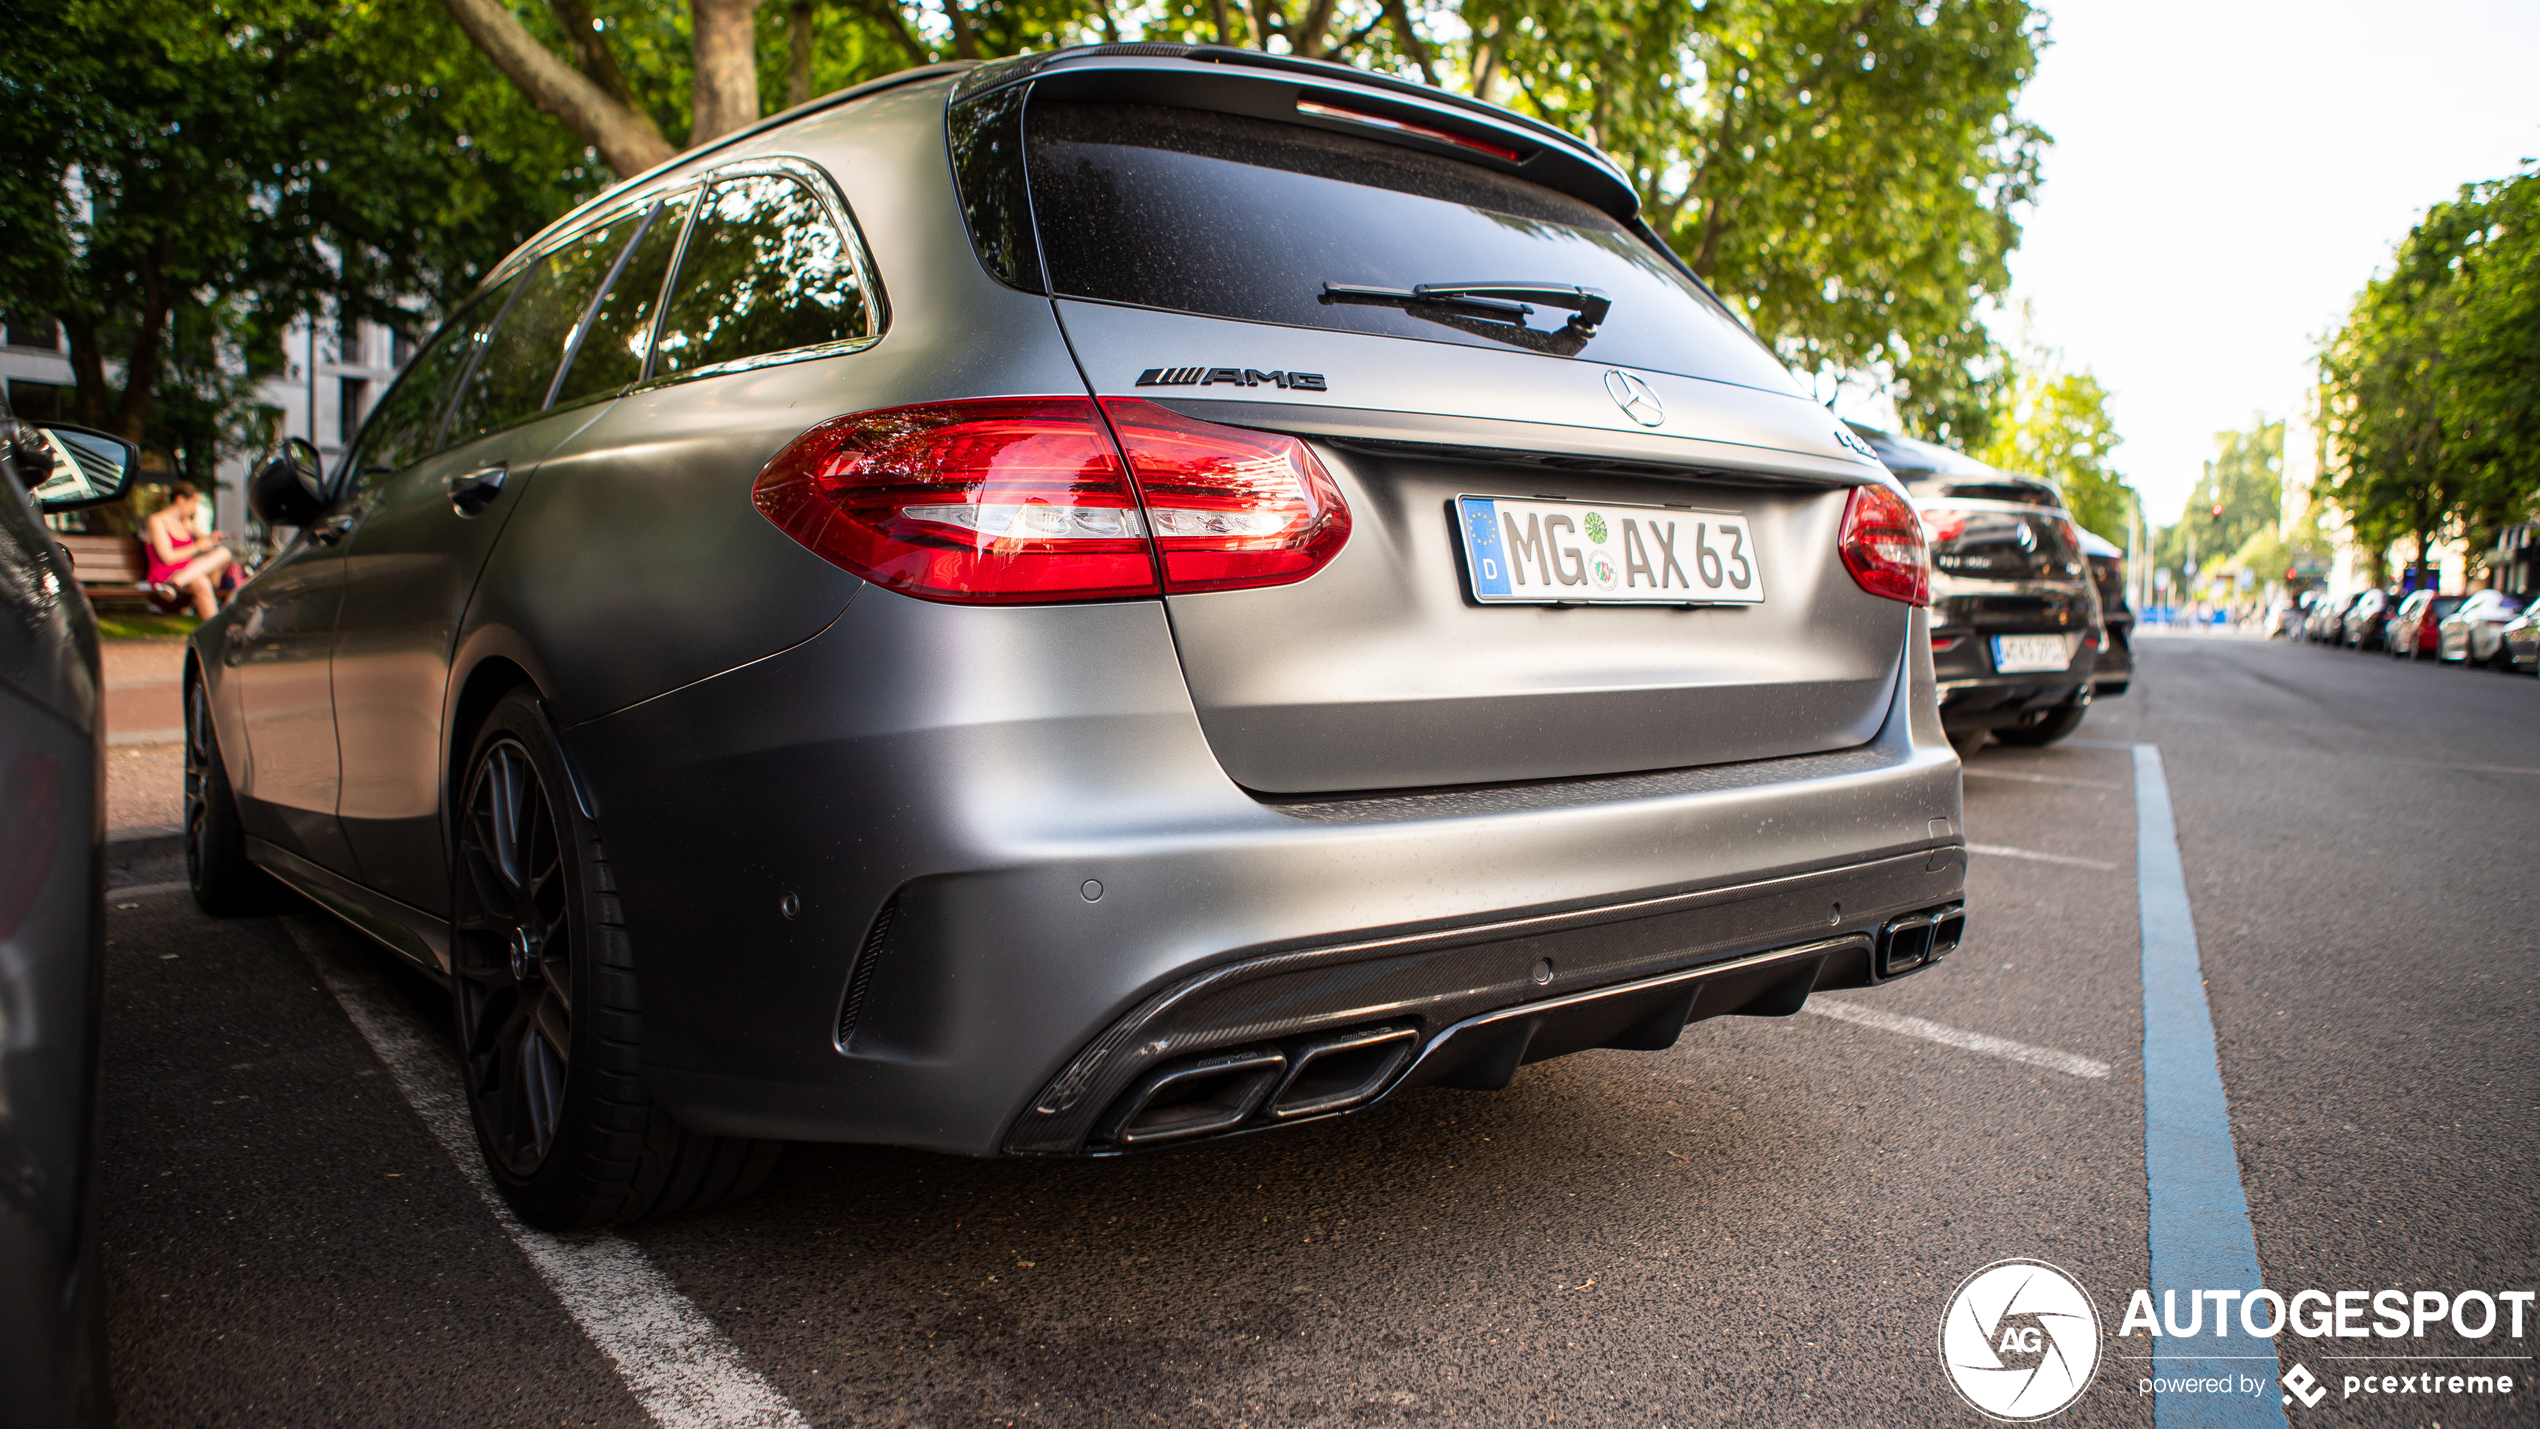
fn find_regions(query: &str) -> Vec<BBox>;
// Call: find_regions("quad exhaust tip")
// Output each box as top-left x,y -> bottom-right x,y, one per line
1879,903 -> 1966,977
1093,1025 -> 1420,1147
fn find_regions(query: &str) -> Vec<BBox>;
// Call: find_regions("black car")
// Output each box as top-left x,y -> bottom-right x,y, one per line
1847,424 -> 2104,753
2075,526 -> 2133,697
1,395 -> 137,1428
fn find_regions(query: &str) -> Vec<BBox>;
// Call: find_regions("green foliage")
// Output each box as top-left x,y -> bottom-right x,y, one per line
0,0 -> 597,465
2151,418 -> 2282,581
1973,360 -> 2131,544
2319,165 -> 2540,581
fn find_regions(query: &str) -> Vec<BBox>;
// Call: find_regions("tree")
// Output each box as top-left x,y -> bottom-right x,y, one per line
442,1 -> 2048,444
2152,418 -> 2282,583
2319,166 -> 2540,584
1973,357 -> 2131,545
0,0 -> 597,467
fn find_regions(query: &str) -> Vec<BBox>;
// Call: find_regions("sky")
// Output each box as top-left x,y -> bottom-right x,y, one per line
1999,0 -> 2540,525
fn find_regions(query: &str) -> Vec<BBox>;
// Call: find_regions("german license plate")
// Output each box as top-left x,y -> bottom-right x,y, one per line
1454,496 -> 1763,605
1992,635 -> 2072,673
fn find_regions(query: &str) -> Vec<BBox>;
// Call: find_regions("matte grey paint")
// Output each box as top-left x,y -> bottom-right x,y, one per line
185,59 -> 1966,1163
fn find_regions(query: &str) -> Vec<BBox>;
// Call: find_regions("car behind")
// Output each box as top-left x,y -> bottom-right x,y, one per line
2437,589 -> 2527,668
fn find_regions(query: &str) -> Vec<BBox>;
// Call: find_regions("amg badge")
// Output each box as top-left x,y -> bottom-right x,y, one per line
1135,366 -> 1328,391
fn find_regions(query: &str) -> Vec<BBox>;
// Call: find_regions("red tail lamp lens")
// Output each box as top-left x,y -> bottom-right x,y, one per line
751,398 -> 1159,603
1100,398 -> 1351,593
1839,483 -> 1930,606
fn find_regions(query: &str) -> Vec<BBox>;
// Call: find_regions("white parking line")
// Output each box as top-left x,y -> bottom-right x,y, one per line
283,917 -> 808,1429
1805,996 -> 2113,1079
1962,768 -> 2122,790
1966,842 -> 2120,872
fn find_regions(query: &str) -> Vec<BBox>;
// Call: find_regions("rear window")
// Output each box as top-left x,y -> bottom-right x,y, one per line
1020,101 -> 1799,393
1924,506 -> 2083,583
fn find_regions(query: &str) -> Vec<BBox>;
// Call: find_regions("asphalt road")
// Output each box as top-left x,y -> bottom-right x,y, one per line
97,632 -> 2537,1427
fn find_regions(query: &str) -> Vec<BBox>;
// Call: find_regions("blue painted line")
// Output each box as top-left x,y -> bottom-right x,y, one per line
2134,744 -> 2285,1428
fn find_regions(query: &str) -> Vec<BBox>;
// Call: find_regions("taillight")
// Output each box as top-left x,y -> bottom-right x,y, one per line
752,398 -> 1157,603
752,397 -> 1350,604
1099,398 -> 1350,593
1839,483 -> 1930,606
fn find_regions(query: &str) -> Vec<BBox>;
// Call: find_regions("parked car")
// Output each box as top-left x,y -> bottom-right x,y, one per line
2436,589 -> 2527,667
189,49 -> 1967,1228
1844,430 -> 2102,754
2268,594 -> 2306,639
2076,527 -> 2133,696
2499,600 -> 2540,674
2303,591 -> 2346,643
2387,589 -> 2463,660
1,393 -> 138,1428
2343,588 -> 2395,650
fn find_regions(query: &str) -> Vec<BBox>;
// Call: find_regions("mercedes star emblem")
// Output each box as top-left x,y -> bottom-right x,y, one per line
1603,369 -> 1666,427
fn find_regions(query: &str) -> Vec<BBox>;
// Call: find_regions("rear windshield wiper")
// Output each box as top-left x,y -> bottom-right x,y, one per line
1322,281 -> 1612,337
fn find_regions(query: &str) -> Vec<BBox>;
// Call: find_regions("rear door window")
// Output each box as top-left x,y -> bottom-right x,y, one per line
552,189 -> 696,408
651,173 -> 875,378
1022,100 -> 1798,392
1926,507 -> 2082,583
442,210 -> 646,447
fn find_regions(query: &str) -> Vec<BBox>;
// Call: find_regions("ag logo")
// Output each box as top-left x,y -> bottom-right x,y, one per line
1603,369 -> 1665,427
1939,1259 -> 2102,1421
1834,426 -> 1878,459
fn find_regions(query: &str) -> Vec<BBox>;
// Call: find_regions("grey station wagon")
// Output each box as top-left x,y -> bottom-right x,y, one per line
194,46 -> 1968,1228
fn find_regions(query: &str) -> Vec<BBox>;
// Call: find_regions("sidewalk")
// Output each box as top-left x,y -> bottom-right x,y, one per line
101,637 -> 187,887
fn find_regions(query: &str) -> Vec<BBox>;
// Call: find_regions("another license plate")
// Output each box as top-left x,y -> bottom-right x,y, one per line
1454,495 -> 1764,605
1992,635 -> 2072,673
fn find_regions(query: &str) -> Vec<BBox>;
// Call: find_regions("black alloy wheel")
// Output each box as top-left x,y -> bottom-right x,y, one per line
448,689 -> 784,1228
454,736 -> 574,1178
185,675 -> 284,915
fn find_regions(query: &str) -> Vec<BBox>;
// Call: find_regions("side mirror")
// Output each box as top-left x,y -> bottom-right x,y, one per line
249,436 -> 327,528
16,422 -> 140,512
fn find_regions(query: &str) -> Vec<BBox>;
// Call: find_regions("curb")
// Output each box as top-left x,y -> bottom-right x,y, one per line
107,824 -> 186,890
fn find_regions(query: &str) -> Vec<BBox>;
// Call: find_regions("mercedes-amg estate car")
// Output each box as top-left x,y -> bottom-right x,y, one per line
1846,426 -> 2105,753
196,46 -> 1967,1228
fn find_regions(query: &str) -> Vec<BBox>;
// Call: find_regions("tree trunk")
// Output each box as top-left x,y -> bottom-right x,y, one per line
787,1 -> 815,107
60,314 -> 111,430
544,0 -> 644,111
439,0 -> 674,177
942,0 -> 977,61
112,245 -> 174,446
691,0 -> 766,144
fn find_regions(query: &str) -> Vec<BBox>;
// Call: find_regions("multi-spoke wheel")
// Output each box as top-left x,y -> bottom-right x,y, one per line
449,689 -> 784,1229
455,737 -> 574,1178
185,673 -> 284,915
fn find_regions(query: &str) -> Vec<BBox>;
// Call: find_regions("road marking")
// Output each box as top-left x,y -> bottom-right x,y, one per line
283,916 -> 808,1429
1963,768 -> 2122,790
1966,842 -> 2120,872
1804,998 -> 2111,1079
2131,746 -> 2284,1429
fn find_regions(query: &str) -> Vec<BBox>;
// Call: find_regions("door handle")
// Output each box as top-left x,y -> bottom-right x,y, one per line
446,464 -> 509,516
309,513 -> 357,545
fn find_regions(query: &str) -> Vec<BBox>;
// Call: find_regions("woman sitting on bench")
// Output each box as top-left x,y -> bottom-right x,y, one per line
143,481 -> 236,618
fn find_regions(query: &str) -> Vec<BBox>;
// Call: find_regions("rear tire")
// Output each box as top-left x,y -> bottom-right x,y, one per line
185,676 -> 291,916
450,689 -> 783,1230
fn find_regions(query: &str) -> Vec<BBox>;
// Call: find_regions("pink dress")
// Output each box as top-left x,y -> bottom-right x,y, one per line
145,520 -> 204,585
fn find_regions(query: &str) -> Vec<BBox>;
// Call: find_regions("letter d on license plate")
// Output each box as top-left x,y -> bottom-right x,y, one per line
1455,496 -> 1764,605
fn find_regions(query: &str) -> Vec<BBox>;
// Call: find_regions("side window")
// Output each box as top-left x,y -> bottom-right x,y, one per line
652,174 -> 872,378
552,189 -> 695,409
338,288 -> 504,496
442,211 -> 645,448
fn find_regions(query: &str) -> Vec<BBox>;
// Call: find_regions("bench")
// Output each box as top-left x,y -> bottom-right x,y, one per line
55,533 -> 183,612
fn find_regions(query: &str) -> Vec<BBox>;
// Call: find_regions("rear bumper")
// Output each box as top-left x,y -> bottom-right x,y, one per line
567,588 -> 1965,1157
